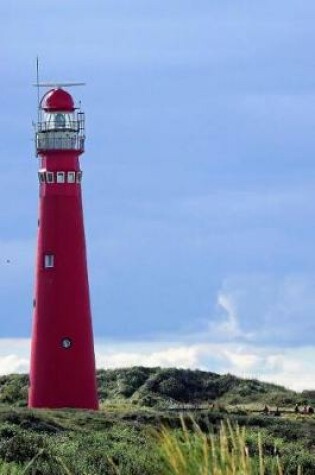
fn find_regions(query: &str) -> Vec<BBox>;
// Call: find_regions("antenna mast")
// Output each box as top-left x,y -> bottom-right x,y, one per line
36,57 -> 40,124
33,82 -> 86,88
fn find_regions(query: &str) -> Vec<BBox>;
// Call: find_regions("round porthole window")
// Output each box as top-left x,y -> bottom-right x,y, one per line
61,337 -> 72,349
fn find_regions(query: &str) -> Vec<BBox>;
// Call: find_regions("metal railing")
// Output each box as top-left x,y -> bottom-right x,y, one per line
37,120 -> 81,132
36,133 -> 85,152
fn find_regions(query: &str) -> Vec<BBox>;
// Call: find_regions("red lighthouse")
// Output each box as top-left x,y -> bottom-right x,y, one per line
29,86 -> 99,410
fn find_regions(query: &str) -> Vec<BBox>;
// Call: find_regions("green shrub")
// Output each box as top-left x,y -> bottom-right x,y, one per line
0,431 -> 45,463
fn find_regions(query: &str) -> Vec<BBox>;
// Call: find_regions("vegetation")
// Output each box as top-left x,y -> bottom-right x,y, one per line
0,367 -> 304,408
0,368 -> 312,473
159,418 -> 305,475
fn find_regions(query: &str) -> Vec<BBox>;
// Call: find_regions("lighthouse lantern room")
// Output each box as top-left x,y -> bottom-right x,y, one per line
36,88 -> 85,154
29,87 -> 99,410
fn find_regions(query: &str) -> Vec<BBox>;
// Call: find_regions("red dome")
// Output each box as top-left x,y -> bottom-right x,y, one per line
41,88 -> 75,111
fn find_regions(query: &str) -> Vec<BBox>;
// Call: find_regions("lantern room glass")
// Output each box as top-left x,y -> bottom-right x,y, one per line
43,111 -> 76,130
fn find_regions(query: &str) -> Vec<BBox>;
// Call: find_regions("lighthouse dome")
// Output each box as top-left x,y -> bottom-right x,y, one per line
41,88 -> 75,112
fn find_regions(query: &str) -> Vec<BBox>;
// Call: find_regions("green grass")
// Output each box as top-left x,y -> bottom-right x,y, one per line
0,417 -> 309,475
0,369 -> 312,473
158,418 -> 303,475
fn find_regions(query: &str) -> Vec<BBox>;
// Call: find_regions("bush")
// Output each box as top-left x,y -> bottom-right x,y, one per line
0,431 -> 45,463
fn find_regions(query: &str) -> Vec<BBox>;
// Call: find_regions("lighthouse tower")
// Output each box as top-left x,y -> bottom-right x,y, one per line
29,87 -> 99,410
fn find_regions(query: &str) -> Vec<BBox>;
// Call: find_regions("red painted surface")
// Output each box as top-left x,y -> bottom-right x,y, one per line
29,89 -> 99,410
41,88 -> 75,111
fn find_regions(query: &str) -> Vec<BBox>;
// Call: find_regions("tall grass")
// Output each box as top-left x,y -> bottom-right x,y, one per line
0,418 -> 304,475
159,417 -> 300,475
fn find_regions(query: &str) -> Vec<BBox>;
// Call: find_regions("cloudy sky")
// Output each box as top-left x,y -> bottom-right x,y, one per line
0,0 -> 314,391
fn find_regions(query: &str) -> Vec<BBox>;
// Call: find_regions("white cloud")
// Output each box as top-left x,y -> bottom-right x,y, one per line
207,274 -> 315,346
0,338 -> 313,392
260,348 -> 315,392
0,339 -> 30,375
0,355 -> 29,375
216,345 -> 315,392
216,293 -> 241,337
95,340 -> 315,392
221,349 -> 262,371
96,345 -> 202,369
211,292 -> 254,340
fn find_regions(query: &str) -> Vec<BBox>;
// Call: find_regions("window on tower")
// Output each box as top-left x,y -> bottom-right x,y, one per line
76,171 -> 83,183
44,254 -> 54,269
56,172 -> 65,183
61,337 -> 72,349
38,171 -> 46,183
67,171 -> 76,183
46,172 -> 54,183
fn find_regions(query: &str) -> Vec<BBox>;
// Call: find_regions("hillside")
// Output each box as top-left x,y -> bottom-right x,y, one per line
0,368 -> 312,473
98,367 -> 304,407
0,366 -> 307,408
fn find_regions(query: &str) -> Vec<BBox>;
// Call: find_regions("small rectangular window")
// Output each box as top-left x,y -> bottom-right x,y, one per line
67,171 -> 76,183
46,172 -> 54,183
44,254 -> 54,269
76,171 -> 83,183
38,171 -> 46,183
56,171 -> 65,184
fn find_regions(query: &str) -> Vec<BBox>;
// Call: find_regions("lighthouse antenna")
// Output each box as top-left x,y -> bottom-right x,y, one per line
33,82 -> 86,88
36,56 -> 40,124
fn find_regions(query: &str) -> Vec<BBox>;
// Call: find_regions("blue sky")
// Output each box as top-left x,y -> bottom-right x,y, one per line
0,1 -> 315,389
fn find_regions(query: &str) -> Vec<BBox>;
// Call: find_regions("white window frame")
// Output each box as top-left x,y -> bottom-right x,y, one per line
67,171 -> 76,183
46,171 -> 54,183
76,171 -> 83,183
44,254 -> 54,269
38,171 -> 46,183
56,171 -> 65,184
